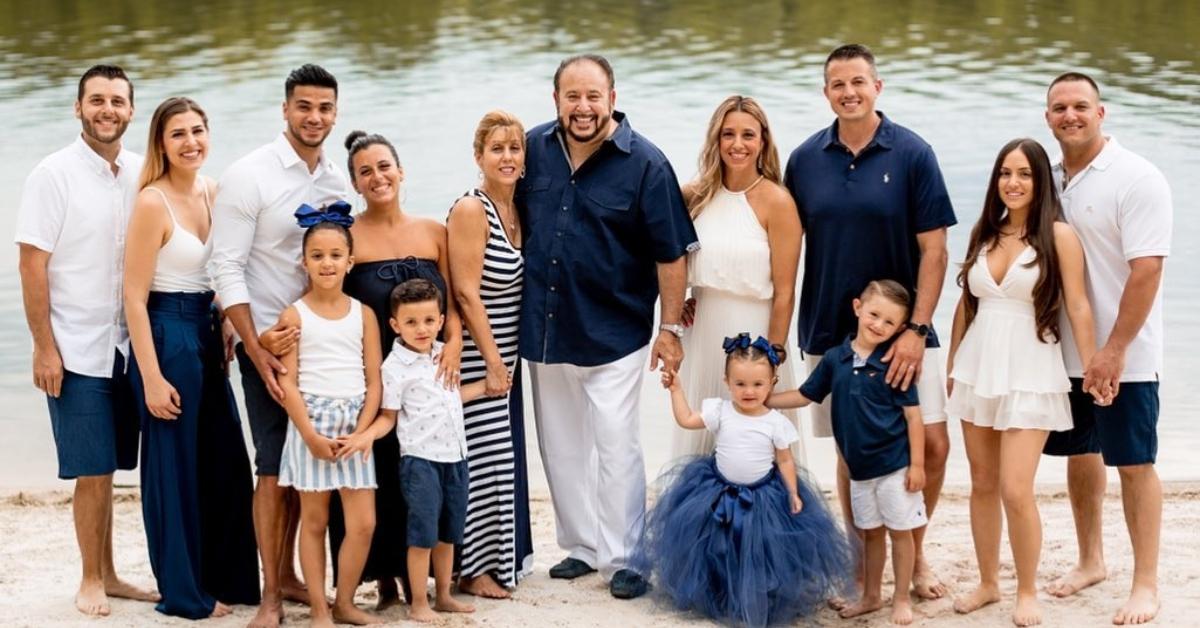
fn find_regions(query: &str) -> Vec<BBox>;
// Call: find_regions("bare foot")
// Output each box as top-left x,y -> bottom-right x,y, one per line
333,602 -> 385,626
912,560 -> 948,599
1013,592 -> 1042,626
247,599 -> 284,628
104,576 -> 161,602
281,576 -> 310,605
839,595 -> 885,619
408,604 -> 439,623
1112,586 -> 1159,625
892,597 -> 915,625
954,584 -> 1002,614
459,573 -> 511,599
1046,564 -> 1107,598
310,615 -> 336,628
376,578 -> 403,612
435,594 -> 476,614
75,579 -> 111,616
211,601 -> 233,618
827,596 -> 850,611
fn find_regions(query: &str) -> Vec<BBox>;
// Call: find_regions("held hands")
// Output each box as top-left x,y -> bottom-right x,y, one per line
660,368 -> 682,392
31,343 -> 64,398
882,330 -> 925,391
484,360 -> 512,396
144,374 -> 182,420
1083,345 -> 1124,406
336,431 -> 374,461
789,492 -> 804,515
650,332 -> 684,373
906,465 -> 926,492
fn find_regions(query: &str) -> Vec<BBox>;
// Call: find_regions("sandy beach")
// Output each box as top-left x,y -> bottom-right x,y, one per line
2,484 -> 1198,627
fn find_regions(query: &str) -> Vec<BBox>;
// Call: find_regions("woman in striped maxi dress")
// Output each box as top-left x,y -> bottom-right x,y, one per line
447,110 -> 533,597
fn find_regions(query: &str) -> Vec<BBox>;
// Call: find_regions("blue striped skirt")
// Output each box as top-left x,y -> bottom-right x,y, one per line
279,393 -> 377,491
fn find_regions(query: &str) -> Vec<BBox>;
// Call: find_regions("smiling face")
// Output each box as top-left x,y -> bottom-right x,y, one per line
75,76 -> 133,145
284,85 -> 337,148
476,125 -> 525,188
1046,79 -> 1105,153
723,358 -> 776,415
390,299 -> 444,354
997,147 -> 1035,214
160,110 -> 208,174
352,143 -> 403,206
823,57 -> 882,124
853,294 -> 908,347
553,60 -> 615,144
301,227 -> 352,291
718,110 -> 763,176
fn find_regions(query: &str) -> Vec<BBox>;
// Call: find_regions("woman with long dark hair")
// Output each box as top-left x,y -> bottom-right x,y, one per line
946,138 -> 1099,626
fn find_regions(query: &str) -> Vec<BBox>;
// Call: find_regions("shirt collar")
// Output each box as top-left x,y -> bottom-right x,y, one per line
269,132 -> 329,172
822,111 -> 894,152
390,339 -> 443,366
545,110 -> 633,155
1052,135 -> 1120,175
837,335 -> 890,370
72,133 -> 131,175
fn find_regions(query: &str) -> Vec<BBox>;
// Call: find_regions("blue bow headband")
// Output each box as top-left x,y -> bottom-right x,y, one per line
295,200 -> 354,229
722,333 -> 781,366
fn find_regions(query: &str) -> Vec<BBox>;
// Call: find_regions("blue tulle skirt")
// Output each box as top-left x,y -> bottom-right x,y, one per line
631,456 -> 854,627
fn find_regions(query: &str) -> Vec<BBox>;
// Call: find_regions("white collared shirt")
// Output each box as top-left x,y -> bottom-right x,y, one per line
209,133 -> 351,336
381,341 -> 469,463
14,135 -> 144,377
1055,136 -> 1173,381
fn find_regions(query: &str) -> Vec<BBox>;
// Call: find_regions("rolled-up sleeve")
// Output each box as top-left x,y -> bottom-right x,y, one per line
14,166 -> 65,252
639,159 -> 697,262
208,170 -> 260,309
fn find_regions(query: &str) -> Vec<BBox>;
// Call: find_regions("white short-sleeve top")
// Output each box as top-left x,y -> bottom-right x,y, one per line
14,135 -> 143,377
381,340 -> 468,463
701,398 -> 799,484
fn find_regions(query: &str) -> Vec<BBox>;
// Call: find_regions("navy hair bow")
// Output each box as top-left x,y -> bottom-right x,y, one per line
294,200 -> 354,228
722,332 -> 781,366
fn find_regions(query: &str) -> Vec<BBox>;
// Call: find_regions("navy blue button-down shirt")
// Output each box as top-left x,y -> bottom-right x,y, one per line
516,112 -> 698,366
784,113 -> 956,355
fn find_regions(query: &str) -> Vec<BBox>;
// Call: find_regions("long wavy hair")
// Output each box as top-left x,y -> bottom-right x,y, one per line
689,95 -> 781,217
957,138 -> 1064,343
138,97 -> 207,190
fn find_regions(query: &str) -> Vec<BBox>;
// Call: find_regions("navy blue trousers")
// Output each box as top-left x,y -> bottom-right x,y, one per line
131,292 -> 259,619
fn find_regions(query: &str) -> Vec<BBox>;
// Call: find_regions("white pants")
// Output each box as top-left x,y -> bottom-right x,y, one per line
529,345 -> 649,580
806,348 -> 947,438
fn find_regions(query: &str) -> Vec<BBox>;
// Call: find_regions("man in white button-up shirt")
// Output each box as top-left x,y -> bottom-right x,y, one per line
15,64 -> 159,617
208,63 -> 352,628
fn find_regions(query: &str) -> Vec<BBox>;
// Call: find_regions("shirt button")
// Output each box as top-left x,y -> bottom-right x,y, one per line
551,259 -> 558,265
570,179 -> 576,185
849,164 -> 856,170
556,231 -> 563,237
561,206 -> 568,212
548,312 -> 555,319
549,286 -> 556,292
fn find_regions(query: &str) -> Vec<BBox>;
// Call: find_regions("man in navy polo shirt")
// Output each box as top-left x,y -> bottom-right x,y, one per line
784,44 -> 956,600
516,53 -> 697,600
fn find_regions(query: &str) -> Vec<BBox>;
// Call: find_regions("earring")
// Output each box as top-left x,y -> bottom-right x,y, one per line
478,171 -> 484,180
519,168 -> 526,179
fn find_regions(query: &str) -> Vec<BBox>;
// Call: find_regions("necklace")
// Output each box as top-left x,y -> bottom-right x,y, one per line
480,188 -> 519,242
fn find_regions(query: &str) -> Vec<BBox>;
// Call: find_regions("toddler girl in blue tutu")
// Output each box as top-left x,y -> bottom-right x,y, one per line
632,334 -> 852,627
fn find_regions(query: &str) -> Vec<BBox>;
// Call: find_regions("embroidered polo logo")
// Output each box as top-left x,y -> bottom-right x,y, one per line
883,172 -> 890,184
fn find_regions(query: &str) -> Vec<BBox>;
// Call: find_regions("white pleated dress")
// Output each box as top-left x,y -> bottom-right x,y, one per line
670,187 -> 805,463
947,246 -> 1073,431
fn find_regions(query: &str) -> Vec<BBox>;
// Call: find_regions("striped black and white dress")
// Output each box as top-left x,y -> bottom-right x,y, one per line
454,188 -> 530,586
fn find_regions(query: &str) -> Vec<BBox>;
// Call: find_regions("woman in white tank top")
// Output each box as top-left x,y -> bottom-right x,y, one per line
123,97 -> 258,619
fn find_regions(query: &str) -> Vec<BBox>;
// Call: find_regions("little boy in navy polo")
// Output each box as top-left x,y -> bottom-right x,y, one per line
768,280 -> 926,624
359,279 -> 506,621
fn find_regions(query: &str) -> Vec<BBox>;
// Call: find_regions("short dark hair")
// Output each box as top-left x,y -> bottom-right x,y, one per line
78,64 -> 133,104
285,64 -> 338,99
553,54 -> 615,92
1048,71 -> 1100,100
390,279 -> 443,316
824,44 -> 877,82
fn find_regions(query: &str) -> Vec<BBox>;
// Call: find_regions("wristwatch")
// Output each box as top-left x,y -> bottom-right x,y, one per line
905,321 -> 931,338
659,323 -> 685,338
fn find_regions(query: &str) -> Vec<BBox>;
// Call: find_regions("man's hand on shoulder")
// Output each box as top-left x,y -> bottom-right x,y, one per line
882,329 -> 925,391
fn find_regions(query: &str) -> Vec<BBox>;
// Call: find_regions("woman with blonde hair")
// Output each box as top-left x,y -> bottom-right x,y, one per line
671,95 -> 805,463
124,97 -> 258,619
447,110 -> 534,597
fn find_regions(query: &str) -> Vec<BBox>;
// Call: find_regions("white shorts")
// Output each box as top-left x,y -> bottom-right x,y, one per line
805,348 -> 947,438
850,467 -> 928,531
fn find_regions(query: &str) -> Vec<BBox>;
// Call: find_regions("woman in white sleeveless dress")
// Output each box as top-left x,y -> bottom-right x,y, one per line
946,139 -> 1098,627
670,96 -> 805,464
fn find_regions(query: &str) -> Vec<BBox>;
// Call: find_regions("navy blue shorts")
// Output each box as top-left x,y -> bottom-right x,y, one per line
46,350 -> 139,479
235,343 -> 289,476
400,456 -> 468,548
1043,378 -> 1159,467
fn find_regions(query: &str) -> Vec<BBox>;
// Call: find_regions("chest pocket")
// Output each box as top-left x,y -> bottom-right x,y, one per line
583,179 -> 636,213
855,368 -> 898,406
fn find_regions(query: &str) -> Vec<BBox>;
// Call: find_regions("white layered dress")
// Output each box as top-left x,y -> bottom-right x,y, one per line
947,246 -> 1073,431
669,187 -> 805,463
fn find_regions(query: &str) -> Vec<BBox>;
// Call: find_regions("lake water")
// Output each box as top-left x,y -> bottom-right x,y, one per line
1,0 -> 1197,490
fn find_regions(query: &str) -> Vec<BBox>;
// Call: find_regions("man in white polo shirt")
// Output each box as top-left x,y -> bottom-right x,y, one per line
1041,72 -> 1172,626
15,64 -> 160,617
209,63 -> 351,628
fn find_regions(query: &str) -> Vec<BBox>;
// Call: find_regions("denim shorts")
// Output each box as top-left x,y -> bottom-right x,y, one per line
235,343 -> 289,476
1044,378 -> 1160,467
46,350 -> 139,479
400,456 -> 468,548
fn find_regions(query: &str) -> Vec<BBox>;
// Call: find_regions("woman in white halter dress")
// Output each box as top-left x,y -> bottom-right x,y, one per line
670,96 -> 805,464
